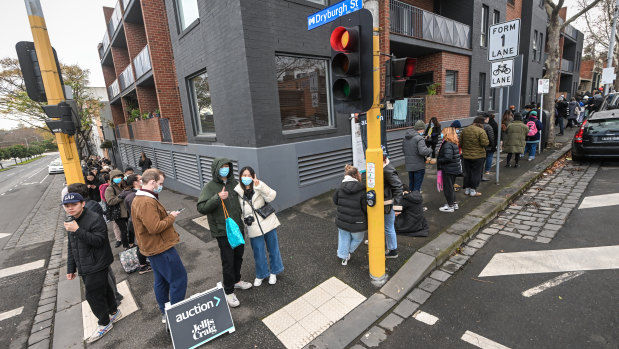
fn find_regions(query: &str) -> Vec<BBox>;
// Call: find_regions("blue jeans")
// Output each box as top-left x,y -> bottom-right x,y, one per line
408,169 -> 425,191
484,151 -> 495,172
148,247 -> 187,314
385,209 -> 397,251
337,229 -> 365,259
249,229 -> 284,279
525,142 -> 538,158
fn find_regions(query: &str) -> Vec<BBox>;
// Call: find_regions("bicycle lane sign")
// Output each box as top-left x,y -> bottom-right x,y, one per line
490,60 -> 514,87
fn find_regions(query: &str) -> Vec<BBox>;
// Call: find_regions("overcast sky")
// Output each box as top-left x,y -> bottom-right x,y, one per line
0,0 -> 595,130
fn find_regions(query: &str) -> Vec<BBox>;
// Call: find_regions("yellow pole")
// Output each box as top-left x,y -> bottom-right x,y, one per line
24,0 -> 83,184
367,29 -> 386,283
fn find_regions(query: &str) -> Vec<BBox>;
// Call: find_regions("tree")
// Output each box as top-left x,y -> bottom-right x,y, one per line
0,148 -> 7,168
8,144 -> 27,164
543,0 -> 602,146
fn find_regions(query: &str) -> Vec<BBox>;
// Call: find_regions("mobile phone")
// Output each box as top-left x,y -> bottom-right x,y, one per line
177,208 -> 185,212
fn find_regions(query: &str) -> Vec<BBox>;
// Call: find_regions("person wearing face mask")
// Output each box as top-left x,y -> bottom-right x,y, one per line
123,174 -> 152,274
197,158 -> 251,308
234,166 -> 284,286
105,170 -> 133,249
131,169 -> 186,326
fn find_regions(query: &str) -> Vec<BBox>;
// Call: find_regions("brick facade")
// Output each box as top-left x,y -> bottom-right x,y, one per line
580,60 -> 594,80
136,86 -> 159,116
380,0 -> 391,99
110,47 -> 130,77
124,22 -> 148,61
506,0 -> 522,20
110,104 -> 125,125
426,94 -> 471,121
132,118 -> 162,142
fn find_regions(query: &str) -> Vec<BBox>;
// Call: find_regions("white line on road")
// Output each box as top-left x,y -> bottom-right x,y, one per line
0,260 -> 45,279
0,307 -> 24,322
522,271 -> 585,297
461,330 -> 511,349
26,166 -> 45,179
578,193 -> 619,209
39,174 -> 49,184
412,310 -> 439,325
0,233 -> 10,239
479,246 -> 619,277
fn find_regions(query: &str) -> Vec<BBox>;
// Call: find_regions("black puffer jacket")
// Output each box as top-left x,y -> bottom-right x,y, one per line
384,160 -> 403,206
66,207 -> 113,276
333,177 -> 367,233
437,141 -> 462,175
395,191 -> 429,237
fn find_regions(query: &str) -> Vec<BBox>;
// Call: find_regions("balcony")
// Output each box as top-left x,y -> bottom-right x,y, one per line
107,2 -> 122,37
133,45 -> 152,79
561,59 -> 574,73
108,79 -> 120,99
563,23 -> 578,40
122,0 -> 130,11
119,65 -> 135,91
390,0 -> 471,50
99,31 -> 110,59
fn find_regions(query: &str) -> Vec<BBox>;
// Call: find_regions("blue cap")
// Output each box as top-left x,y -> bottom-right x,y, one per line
62,193 -> 84,204
450,120 -> 462,128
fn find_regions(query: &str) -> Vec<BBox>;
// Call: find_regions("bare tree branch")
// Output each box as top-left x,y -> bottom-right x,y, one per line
563,0 -> 603,28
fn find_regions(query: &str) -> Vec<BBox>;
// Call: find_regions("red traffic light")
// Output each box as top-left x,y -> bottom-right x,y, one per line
331,26 -> 359,51
392,58 -> 416,78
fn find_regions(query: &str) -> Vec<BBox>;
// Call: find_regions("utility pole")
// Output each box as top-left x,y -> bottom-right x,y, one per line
24,0 -> 83,184
605,0 -> 619,95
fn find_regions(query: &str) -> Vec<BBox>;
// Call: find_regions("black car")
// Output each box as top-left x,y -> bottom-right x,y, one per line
572,110 -> 619,161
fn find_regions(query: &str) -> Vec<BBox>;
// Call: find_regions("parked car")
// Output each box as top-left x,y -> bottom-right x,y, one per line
572,110 -> 619,161
48,158 -> 64,174
598,93 -> 619,111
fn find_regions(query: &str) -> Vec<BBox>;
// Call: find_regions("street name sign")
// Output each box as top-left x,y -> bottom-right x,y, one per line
165,284 -> 235,349
488,19 -> 520,61
490,60 -> 514,87
538,79 -> 549,94
601,67 -> 616,85
307,0 -> 362,30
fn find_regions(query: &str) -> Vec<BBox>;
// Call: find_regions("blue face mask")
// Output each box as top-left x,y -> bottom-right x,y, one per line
241,177 -> 253,186
123,176 -> 128,181
113,177 -> 122,184
153,185 -> 163,193
219,167 -> 230,178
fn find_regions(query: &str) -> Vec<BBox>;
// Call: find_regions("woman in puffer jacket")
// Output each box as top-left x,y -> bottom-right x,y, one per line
437,127 -> 463,212
234,166 -> 284,287
333,165 -> 367,266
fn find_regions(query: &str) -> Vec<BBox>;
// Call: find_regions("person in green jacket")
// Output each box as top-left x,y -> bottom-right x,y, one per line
459,116 -> 489,197
197,158 -> 252,308
503,113 -> 529,168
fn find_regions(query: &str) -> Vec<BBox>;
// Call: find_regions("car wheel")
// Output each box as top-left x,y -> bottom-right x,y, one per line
572,153 -> 585,162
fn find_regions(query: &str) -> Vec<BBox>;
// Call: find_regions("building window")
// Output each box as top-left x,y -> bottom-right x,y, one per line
478,73 -> 486,111
493,10 -> 500,25
445,71 -> 458,93
530,77 -> 535,104
189,72 -> 214,135
305,0 -> 326,4
481,5 -> 489,47
489,88 -> 496,111
539,33 -> 544,62
539,0 -> 544,8
532,30 -> 538,62
275,55 -> 332,132
177,0 -> 199,31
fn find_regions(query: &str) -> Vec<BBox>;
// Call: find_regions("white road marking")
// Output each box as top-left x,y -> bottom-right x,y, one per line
26,166 -> 45,179
0,307 -> 24,322
0,233 -> 10,239
39,174 -> 49,184
0,260 -> 46,279
522,271 -> 585,297
412,310 -> 439,325
578,193 -> 619,209
82,280 -> 138,339
479,246 -> 619,277
461,330 -> 511,349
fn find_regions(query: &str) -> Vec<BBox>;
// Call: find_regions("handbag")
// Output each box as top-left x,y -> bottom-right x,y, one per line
437,170 -> 443,192
255,202 -> 275,219
222,200 -> 245,248
119,247 -> 139,273
105,204 -> 121,221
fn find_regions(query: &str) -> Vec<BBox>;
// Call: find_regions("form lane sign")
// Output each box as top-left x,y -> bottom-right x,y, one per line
488,19 -> 520,61
307,0 -> 362,30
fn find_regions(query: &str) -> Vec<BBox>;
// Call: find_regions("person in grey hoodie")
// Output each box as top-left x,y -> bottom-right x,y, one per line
402,120 -> 432,192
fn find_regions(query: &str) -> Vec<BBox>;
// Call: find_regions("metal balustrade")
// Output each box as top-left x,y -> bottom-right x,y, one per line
108,2 -> 122,37
119,65 -> 135,91
561,59 -> 574,72
108,79 -> 120,99
100,32 -> 110,59
383,98 -> 426,130
133,45 -> 152,79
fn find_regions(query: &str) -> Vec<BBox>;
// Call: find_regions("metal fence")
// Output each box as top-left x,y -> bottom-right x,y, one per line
159,118 -> 172,142
108,80 -> 120,99
108,2 -> 122,37
133,45 -> 151,79
383,98 -> 425,130
561,59 -> 574,72
119,65 -> 135,91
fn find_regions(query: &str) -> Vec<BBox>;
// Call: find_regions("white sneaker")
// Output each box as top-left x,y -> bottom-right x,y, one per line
439,204 -> 454,213
234,280 -> 252,290
464,188 -> 470,196
86,322 -> 113,343
253,278 -> 263,287
341,253 -> 350,266
226,293 -> 240,308
364,240 -> 368,245
269,274 -> 277,285
454,203 -> 459,210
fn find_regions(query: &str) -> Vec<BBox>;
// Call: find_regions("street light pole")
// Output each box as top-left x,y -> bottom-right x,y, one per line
605,0 -> 619,95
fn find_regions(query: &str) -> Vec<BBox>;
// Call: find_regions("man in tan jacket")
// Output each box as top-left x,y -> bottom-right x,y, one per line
131,168 -> 186,326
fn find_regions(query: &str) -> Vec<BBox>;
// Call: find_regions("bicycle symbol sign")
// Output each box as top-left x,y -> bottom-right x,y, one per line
490,60 -> 514,87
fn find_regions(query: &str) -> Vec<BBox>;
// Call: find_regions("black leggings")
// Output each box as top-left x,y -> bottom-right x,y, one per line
114,218 -> 134,248
442,173 -> 456,206
506,153 -> 520,165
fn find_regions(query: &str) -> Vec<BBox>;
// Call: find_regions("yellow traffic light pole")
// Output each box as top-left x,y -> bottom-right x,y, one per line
367,29 -> 386,285
24,0 -> 83,184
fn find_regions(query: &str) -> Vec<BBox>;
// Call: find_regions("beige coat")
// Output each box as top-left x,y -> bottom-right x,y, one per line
234,181 -> 280,239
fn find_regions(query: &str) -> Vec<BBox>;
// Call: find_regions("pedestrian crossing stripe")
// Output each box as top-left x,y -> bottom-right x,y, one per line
578,193 -> 619,209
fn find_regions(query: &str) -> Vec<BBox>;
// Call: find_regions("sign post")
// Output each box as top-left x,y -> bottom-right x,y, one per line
538,79 -> 549,152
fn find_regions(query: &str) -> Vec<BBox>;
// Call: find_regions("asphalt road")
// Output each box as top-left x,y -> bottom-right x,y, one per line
380,160 -> 619,349
0,153 -> 60,349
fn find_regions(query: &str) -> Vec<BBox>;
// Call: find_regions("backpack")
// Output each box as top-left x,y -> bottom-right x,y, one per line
526,120 -> 538,136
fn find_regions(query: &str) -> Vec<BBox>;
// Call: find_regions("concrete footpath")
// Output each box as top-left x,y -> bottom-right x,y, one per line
45,135 -> 574,349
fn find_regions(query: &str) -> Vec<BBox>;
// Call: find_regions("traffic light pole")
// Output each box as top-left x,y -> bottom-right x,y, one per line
367,29 -> 387,286
24,0 -> 83,185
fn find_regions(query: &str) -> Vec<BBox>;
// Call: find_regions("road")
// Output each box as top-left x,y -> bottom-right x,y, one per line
380,160 -> 619,349
0,153 -> 62,349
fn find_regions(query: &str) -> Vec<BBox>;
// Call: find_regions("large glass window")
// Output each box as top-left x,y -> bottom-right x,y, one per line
532,30 -> 538,62
445,71 -> 458,93
539,33 -> 544,62
493,10 -> 500,25
189,72 -> 214,134
478,73 -> 486,111
489,88 -> 496,111
275,55 -> 332,131
177,0 -> 199,31
481,5 -> 489,47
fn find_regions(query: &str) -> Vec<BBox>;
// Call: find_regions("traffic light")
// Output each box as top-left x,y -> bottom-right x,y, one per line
42,101 -> 77,135
15,41 -> 64,103
386,57 -> 417,102
330,9 -> 373,114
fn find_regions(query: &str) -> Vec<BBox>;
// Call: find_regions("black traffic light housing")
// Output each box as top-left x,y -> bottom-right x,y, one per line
42,101 -> 77,135
386,57 -> 417,103
330,8 -> 373,114
15,41 -> 64,103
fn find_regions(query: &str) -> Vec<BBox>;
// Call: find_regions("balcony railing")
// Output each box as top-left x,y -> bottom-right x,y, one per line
123,0 -> 130,11
564,24 -> 577,40
100,32 -> 110,59
108,79 -> 120,99
390,0 -> 471,50
107,2 -> 122,37
119,65 -> 135,91
561,59 -> 574,72
383,97 -> 425,130
133,45 -> 152,79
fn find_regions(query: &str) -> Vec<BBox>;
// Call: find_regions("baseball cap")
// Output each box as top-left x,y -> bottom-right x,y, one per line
62,193 -> 84,204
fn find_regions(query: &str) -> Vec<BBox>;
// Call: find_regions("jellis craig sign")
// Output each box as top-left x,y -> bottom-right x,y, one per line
165,284 -> 235,349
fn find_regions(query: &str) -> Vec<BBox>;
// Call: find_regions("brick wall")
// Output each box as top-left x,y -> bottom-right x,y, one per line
141,0 -> 187,144
103,7 -> 113,25
136,86 -> 159,115
580,60 -> 594,80
380,0 -> 390,99
132,118 -> 162,141
124,22 -> 148,60
111,104 -> 125,125
506,0 -> 522,20
102,65 -> 116,86
426,94 -> 471,121
401,0 -> 434,12
415,52 -> 470,95
118,123 -> 129,139
111,47 -> 130,77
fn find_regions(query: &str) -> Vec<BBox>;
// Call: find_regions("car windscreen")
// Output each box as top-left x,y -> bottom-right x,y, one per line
586,118 -> 619,134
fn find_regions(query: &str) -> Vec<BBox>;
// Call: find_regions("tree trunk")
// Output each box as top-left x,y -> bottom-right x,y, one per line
544,16 -> 563,146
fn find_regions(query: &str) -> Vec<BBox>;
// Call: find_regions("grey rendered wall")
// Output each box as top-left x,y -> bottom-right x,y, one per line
519,0 -> 547,107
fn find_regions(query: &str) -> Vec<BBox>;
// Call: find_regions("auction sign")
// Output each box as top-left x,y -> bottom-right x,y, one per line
165,284 -> 235,349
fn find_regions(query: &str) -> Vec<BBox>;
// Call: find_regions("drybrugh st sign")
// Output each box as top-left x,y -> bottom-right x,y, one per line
488,19 -> 520,61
